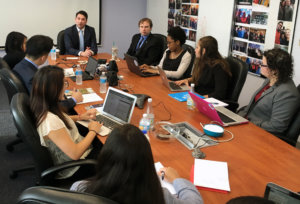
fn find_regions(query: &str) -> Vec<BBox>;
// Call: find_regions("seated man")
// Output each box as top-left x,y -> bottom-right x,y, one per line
126,18 -> 163,66
64,10 -> 97,57
13,35 -> 82,111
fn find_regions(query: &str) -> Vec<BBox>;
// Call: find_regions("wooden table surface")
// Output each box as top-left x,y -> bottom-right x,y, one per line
51,53 -> 300,203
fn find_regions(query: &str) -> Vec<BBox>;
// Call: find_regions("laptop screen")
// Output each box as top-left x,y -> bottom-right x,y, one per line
103,88 -> 136,123
85,57 -> 98,75
264,183 -> 300,204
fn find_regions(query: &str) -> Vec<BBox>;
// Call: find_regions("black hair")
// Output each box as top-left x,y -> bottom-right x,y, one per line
5,31 -> 27,53
167,26 -> 186,45
263,48 -> 293,84
26,35 -> 53,60
84,124 -> 165,204
76,10 -> 88,20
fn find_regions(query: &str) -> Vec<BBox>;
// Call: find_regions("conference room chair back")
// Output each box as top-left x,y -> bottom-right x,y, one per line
17,186 -> 118,204
182,43 -> 195,79
57,30 -> 66,55
224,56 -> 248,112
10,93 -> 97,187
153,33 -> 167,63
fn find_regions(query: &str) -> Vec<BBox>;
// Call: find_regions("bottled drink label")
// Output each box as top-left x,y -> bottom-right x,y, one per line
187,96 -> 195,110
100,78 -> 106,83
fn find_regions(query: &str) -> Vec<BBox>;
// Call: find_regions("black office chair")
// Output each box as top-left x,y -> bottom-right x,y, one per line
224,56 -> 248,112
182,44 -> 195,79
10,93 -> 97,186
153,33 -> 167,63
57,30 -> 66,55
0,58 -> 28,152
17,186 -> 118,204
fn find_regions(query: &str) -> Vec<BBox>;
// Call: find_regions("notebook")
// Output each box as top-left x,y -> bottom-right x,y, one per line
158,67 -> 190,92
95,87 -> 137,136
264,182 -> 300,203
70,56 -> 98,82
189,92 -> 248,126
124,53 -> 158,77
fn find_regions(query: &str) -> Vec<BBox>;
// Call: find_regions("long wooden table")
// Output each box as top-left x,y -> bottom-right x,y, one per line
51,53 -> 300,203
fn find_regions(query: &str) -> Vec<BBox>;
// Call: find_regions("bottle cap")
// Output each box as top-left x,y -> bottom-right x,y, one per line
191,83 -> 195,87
143,113 -> 147,118
148,98 -> 152,102
102,72 -> 105,76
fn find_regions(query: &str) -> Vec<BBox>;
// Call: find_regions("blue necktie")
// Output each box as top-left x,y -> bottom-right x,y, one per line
136,36 -> 145,50
79,30 -> 84,51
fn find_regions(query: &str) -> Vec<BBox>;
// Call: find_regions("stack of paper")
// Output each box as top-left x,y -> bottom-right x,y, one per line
155,162 -> 176,194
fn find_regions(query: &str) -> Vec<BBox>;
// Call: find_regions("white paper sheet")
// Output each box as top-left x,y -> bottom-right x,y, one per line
155,162 -> 176,194
194,159 -> 230,191
64,68 -> 75,77
77,93 -> 103,104
204,98 -> 228,107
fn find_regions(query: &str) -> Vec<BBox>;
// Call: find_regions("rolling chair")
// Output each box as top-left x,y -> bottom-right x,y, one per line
224,56 -> 248,112
17,186 -> 117,204
153,33 -> 167,63
10,93 -> 97,187
0,58 -> 27,152
57,30 -> 66,55
182,44 -> 195,79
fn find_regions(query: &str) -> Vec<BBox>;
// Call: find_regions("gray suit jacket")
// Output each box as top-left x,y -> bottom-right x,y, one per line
239,79 -> 300,137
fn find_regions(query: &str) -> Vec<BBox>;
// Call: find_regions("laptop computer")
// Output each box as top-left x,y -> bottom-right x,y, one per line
124,53 -> 158,77
96,87 -> 137,136
264,182 -> 300,203
189,92 -> 248,126
70,56 -> 98,82
158,67 -> 190,92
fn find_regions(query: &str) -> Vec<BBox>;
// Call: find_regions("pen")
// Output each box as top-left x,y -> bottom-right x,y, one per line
161,171 -> 165,180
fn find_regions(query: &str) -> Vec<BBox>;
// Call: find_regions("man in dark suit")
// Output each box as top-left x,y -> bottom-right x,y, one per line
127,18 -> 163,66
64,10 -> 97,57
13,35 -> 83,111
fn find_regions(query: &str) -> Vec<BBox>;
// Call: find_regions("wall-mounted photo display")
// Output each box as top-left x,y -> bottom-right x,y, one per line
230,0 -> 299,76
167,0 -> 199,47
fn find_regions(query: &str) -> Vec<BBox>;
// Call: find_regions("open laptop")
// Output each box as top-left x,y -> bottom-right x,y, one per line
264,182 -> 300,203
158,67 -> 190,92
70,56 -> 98,82
96,87 -> 137,135
189,92 -> 248,126
124,53 -> 158,77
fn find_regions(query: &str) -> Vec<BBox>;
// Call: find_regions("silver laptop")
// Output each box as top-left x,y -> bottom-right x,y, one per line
124,53 -> 158,77
96,87 -> 137,135
189,92 -> 248,126
158,67 -> 190,92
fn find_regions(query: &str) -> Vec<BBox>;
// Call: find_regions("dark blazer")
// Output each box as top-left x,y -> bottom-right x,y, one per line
126,33 -> 163,66
64,25 -> 97,56
3,51 -> 25,69
238,79 -> 300,137
13,59 -> 76,111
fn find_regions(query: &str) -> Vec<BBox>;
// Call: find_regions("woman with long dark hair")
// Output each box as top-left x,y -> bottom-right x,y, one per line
3,31 -> 27,69
175,36 -> 231,100
71,124 -> 203,204
30,66 -> 103,179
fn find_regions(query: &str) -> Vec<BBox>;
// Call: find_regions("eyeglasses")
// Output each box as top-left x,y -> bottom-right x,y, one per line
260,64 -> 268,68
64,80 -> 69,88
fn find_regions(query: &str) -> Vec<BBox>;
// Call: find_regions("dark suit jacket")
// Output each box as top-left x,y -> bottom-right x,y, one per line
238,79 -> 300,137
3,51 -> 25,69
13,59 -> 76,111
126,33 -> 163,66
64,25 -> 97,56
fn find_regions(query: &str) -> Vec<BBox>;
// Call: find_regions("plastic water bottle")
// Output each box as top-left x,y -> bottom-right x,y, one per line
100,72 -> 107,93
111,42 -> 118,60
75,65 -> 82,85
139,113 -> 150,135
187,83 -> 195,110
146,98 -> 155,130
50,47 -> 56,61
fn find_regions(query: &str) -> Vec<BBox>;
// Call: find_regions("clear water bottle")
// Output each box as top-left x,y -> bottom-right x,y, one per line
50,47 -> 56,61
187,83 -> 195,110
139,113 -> 150,135
100,72 -> 107,93
146,98 -> 155,130
75,65 -> 82,85
111,41 -> 118,60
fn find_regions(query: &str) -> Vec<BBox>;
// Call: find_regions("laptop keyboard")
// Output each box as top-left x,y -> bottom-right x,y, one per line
216,111 -> 235,123
169,82 -> 182,90
96,115 -> 121,129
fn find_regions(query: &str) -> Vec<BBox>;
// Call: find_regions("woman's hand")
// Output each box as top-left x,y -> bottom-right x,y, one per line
158,167 -> 180,183
79,109 -> 97,120
88,120 -> 102,133
175,79 -> 189,86
140,64 -> 159,74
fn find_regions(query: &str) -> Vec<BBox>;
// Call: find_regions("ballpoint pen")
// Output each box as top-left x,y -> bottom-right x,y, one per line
161,171 -> 165,180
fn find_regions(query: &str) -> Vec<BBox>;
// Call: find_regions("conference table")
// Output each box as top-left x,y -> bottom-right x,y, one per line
51,53 -> 300,203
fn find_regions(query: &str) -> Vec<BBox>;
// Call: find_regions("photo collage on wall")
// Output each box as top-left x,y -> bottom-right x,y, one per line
168,0 -> 199,46
231,0 -> 270,76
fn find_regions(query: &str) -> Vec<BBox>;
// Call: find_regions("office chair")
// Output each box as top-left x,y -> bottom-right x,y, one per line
224,56 -> 248,112
10,93 -> 97,187
0,58 -> 28,152
57,30 -> 66,55
153,33 -> 167,63
17,186 -> 118,204
182,44 -> 195,79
